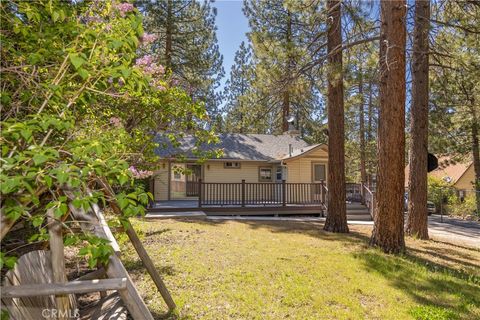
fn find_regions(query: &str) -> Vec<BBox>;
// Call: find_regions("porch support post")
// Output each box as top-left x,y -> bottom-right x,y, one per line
321,180 -> 326,204
241,179 -> 246,207
198,179 -> 202,208
360,182 -> 365,204
282,180 -> 287,207
167,160 -> 171,201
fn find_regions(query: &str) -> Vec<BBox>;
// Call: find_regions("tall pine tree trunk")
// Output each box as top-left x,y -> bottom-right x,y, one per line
165,0 -> 173,68
406,0 -> 430,239
359,69 -> 367,187
367,79 -> 374,185
471,110 -> 480,215
282,11 -> 293,132
370,0 -> 406,253
282,91 -> 290,132
324,0 -> 348,233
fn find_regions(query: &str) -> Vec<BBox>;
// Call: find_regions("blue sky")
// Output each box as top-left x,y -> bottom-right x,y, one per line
212,0 -> 249,91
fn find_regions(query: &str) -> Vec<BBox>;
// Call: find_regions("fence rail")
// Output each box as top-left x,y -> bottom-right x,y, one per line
198,179 -> 327,207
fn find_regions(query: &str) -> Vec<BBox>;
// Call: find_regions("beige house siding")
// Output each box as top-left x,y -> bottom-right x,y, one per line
152,145 -> 329,201
284,147 -> 328,183
454,164 -> 475,191
203,161 -> 269,183
153,161 -> 169,201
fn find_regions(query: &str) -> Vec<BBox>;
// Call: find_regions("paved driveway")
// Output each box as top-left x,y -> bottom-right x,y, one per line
427,215 -> 480,249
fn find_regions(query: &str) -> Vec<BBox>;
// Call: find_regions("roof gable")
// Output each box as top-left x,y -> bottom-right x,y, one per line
404,155 -> 472,186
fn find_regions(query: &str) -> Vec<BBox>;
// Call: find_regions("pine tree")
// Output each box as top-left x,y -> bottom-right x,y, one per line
223,42 -> 254,133
370,0 -> 407,254
429,1 -> 480,215
138,0 -> 224,117
243,0 -> 321,135
323,0 -> 348,233
406,0 -> 430,239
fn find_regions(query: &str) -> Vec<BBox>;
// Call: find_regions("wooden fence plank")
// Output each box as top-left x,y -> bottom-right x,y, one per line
47,208 -> 70,320
68,204 -> 154,320
1,278 -> 127,298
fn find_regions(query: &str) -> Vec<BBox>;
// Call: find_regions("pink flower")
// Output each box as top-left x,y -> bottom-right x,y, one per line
135,55 -> 165,75
156,85 -> 166,91
135,55 -> 154,67
128,166 -> 153,179
110,117 -> 122,128
116,3 -> 135,17
141,33 -> 157,45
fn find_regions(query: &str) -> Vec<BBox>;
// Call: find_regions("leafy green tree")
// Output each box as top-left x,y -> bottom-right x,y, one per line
0,0 -> 215,275
138,0 -> 224,119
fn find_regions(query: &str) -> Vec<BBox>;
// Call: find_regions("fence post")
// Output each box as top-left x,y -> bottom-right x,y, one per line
282,180 -> 286,206
241,179 -> 246,207
198,179 -> 202,208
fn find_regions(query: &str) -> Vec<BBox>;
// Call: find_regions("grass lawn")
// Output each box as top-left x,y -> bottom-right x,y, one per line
119,219 -> 480,320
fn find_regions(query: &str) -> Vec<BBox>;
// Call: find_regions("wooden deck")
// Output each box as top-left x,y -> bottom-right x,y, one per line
149,200 -> 325,216
147,182 -> 373,220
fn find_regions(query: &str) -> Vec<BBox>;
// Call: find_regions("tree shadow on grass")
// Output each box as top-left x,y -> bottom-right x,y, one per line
353,250 -> 480,319
150,310 -> 196,320
176,218 -> 371,243
123,258 -> 176,277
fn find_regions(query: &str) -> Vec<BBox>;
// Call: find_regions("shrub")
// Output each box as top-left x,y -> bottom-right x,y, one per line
427,176 -> 456,208
447,194 -> 478,219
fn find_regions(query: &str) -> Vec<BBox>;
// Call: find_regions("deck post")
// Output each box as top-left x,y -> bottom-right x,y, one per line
241,179 -> 246,207
320,180 -> 326,204
371,192 -> 376,219
360,182 -> 365,204
282,180 -> 286,207
198,179 -> 202,208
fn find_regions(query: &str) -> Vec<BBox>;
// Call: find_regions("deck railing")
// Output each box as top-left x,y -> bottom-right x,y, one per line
198,179 -> 327,207
361,183 -> 375,219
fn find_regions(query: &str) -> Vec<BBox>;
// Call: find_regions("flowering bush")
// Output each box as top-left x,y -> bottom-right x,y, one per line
0,0 -> 218,283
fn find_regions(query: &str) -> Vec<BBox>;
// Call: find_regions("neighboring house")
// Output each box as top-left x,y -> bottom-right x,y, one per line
405,156 -> 476,197
152,133 -> 328,201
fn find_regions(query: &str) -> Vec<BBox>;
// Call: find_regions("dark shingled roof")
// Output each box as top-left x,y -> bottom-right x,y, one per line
154,133 -> 311,161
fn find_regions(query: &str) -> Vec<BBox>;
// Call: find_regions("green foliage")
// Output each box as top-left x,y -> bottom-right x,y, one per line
241,0 -> 324,135
1,309 -> 9,320
1,0 -> 216,272
448,195 -> 478,218
139,0 -> 224,118
409,305 -> 458,320
0,252 -> 18,269
427,176 -> 456,208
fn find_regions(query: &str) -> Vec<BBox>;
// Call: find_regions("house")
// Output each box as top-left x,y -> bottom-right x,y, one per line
151,133 -> 328,201
405,156 -> 476,197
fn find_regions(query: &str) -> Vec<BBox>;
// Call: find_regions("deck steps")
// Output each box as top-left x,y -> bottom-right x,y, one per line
145,211 -> 207,219
346,203 -> 372,221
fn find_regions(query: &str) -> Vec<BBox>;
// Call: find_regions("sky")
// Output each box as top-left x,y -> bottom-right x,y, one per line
212,0 -> 250,92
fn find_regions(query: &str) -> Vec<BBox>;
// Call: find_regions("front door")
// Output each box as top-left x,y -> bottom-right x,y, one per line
312,163 -> 326,201
186,164 -> 202,197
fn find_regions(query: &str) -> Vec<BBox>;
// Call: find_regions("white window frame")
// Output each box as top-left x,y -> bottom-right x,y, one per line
224,161 -> 241,169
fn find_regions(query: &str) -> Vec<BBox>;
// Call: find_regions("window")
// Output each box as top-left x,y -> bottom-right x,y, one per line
173,172 -> 182,180
313,164 -> 326,182
276,166 -> 283,181
259,167 -> 272,182
224,162 -> 241,169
